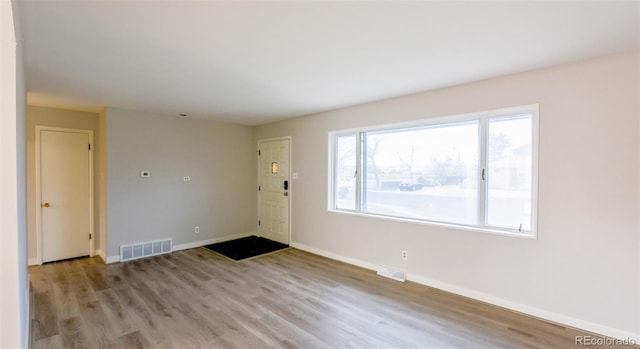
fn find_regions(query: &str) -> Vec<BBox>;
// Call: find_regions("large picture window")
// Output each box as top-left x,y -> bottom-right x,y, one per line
329,105 -> 538,237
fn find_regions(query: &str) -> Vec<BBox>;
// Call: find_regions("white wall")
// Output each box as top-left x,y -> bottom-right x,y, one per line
105,108 -> 256,259
255,52 -> 640,339
25,106 -> 102,264
98,108 -> 107,260
15,9 -> 27,348
0,1 -> 28,347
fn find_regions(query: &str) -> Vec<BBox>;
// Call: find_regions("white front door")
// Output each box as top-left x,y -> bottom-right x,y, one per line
258,138 -> 291,245
39,128 -> 93,263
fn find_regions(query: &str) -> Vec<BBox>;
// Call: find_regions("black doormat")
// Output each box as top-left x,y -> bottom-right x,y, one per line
204,236 -> 289,262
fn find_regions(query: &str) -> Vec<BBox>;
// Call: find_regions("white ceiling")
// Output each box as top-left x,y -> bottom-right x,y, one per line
18,1 -> 639,125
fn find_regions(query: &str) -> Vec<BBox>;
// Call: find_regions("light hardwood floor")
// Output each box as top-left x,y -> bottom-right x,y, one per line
30,247 -> 607,348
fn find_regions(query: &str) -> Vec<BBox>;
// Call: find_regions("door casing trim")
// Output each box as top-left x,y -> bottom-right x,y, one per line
35,126 -> 95,264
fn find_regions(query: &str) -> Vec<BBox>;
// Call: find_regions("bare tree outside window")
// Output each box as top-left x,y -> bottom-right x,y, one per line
366,136 -> 381,189
396,145 -> 415,182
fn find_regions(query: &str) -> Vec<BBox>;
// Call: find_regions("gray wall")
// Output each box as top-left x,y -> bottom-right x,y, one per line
26,106 -> 102,262
106,108 -> 256,257
255,52 -> 640,338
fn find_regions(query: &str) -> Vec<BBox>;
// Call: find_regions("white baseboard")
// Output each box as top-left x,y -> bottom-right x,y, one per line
105,255 -> 120,264
406,273 -> 639,343
104,232 -> 257,264
27,257 -> 39,266
95,249 -> 107,263
290,242 -> 639,343
173,232 -> 255,252
290,242 -> 378,271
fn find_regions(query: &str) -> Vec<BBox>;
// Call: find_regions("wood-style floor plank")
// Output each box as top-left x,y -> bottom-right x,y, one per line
121,331 -> 152,349
59,316 -> 91,349
31,290 -> 59,340
30,247 -> 620,348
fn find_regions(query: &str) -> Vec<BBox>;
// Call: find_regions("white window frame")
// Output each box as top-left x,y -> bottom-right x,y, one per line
328,104 -> 539,238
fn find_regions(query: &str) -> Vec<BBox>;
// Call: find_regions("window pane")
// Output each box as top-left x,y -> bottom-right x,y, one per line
487,115 -> 533,231
335,134 -> 357,210
362,121 -> 479,225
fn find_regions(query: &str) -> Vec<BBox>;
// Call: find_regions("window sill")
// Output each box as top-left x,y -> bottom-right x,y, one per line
327,208 -> 537,240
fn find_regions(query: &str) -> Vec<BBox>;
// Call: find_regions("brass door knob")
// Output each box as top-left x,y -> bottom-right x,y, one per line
42,202 -> 50,208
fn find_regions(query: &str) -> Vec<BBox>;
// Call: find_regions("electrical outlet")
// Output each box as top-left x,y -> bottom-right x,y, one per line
183,176 -> 191,181
194,226 -> 200,234
401,250 -> 408,260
